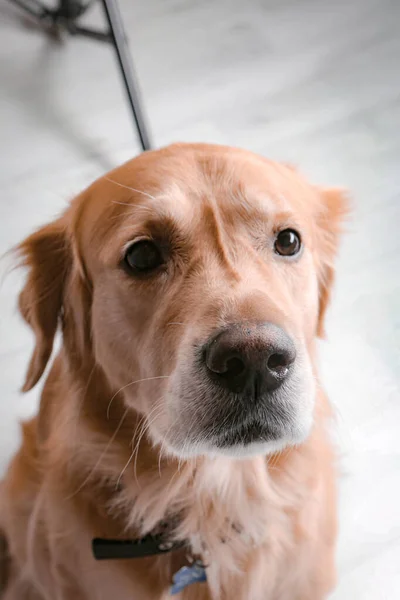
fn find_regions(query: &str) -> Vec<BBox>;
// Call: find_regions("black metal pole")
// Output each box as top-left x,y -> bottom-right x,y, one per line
100,0 -> 152,151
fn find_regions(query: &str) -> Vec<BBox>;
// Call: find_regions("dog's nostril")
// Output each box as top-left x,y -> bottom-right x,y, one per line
225,357 -> 246,377
267,352 -> 290,373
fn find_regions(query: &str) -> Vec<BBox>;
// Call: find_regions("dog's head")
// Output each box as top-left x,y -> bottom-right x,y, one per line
18,144 -> 347,459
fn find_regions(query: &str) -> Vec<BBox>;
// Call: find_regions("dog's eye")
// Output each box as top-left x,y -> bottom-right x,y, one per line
124,240 -> 164,273
274,229 -> 301,256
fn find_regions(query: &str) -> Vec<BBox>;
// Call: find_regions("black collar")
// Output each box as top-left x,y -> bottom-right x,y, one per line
92,532 -> 185,561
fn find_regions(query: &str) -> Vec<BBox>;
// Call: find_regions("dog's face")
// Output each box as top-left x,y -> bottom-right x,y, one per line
19,144 -> 346,459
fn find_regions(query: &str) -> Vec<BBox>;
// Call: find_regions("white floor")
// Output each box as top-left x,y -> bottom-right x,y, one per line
1,0 -> 399,597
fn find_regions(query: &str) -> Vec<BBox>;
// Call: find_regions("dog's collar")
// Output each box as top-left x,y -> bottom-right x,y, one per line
92,532 -> 185,560
92,518 -> 186,561
92,533 -> 208,595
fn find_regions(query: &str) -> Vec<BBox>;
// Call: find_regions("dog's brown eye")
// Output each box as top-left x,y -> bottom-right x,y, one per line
124,240 -> 163,273
274,229 -> 301,256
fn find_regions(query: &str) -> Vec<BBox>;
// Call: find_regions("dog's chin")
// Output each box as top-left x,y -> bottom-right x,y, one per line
198,437 -> 294,459
152,413 -> 313,460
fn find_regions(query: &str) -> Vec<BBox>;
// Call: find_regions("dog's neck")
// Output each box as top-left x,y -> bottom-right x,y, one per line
45,353 -> 321,597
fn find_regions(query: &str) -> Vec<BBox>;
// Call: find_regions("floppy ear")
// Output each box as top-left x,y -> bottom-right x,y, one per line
17,218 -> 71,391
316,188 -> 349,338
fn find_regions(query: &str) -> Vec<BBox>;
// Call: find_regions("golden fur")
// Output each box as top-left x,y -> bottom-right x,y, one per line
0,143 -> 347,599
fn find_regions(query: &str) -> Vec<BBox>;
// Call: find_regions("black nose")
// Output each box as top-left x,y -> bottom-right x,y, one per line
204,323 -> 296,395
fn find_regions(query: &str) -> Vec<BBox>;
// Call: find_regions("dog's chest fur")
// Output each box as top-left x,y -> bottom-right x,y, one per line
109,448 -> 322,600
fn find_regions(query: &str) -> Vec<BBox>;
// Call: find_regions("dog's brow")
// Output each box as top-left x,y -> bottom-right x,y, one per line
272,210 -> 297,224
142,215 -> 186,242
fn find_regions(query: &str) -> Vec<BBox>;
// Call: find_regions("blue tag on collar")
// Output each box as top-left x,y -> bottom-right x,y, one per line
170,563 -> 207,595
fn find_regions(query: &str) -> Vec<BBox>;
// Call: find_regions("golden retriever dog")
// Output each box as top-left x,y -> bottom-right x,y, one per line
0,143 -> 347,600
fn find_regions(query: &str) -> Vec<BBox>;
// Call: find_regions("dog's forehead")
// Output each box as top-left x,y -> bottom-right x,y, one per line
79,145 -> 317,252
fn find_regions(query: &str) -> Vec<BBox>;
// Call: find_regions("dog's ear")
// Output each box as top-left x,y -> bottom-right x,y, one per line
316,188 -> 349,338
17,218 -> 71,391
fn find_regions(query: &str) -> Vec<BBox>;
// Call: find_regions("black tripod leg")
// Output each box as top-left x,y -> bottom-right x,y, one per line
6,0 -> 51,21
100,0 -> 152,151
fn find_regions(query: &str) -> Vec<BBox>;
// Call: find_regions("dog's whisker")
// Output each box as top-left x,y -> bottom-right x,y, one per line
116,448 -> 136,491
66,407 -> 130,500
155,410 -> 191,484
106,375 -> 169,420
116,401 -> 163,490
105,177 -> 157,201
128,413 -> 147,482
163,458 -> 184,497
132,399 -> 166,487
112,200 -> 135,207
267,449 -> 285,473
158,427 -> 172,478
